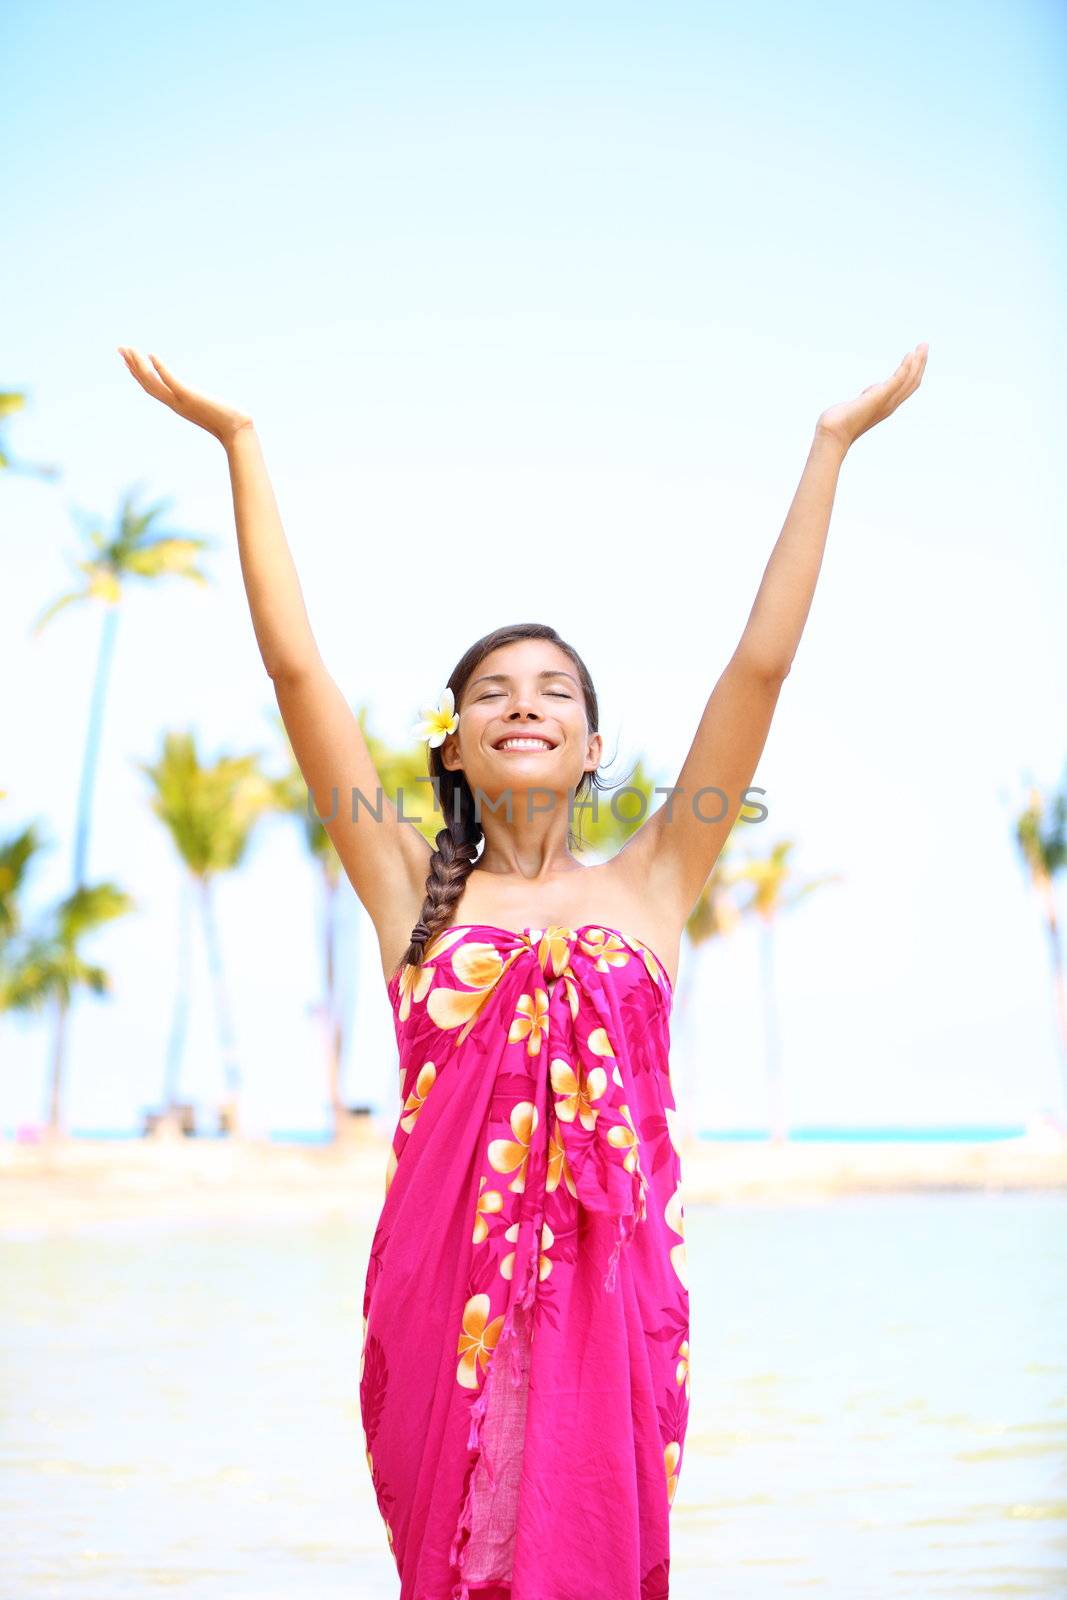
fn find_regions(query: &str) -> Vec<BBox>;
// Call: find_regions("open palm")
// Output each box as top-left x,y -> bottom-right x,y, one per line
117,347 -> 254,448
818,342 -> 929,449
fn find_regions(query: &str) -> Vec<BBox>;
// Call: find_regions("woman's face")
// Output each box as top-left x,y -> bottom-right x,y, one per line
442,638 -> 600,805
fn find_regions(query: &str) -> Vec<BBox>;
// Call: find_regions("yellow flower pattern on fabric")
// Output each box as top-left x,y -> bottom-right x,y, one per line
664,1441 -> 681,1506
606,1101 -> 640,1173
426,942 -> 515,1043
531,926 -> 574,979
578,927 -> 631,972
586,1025 -> 615,1059
550,1055 -> 608,1129
676,1338 -> 690,1399
399,1060 -> 436,1132
507,987 -> 550,1055
487,1101 -> 538,1193
456,1292 -> 505,1389
546,1118 -> 578,1196
500,1219 -> 555,1281
625,932 -> 668,991
472,1174 -> 504,1244
395,960 -> 434,1024
665,1183 -> 687,1289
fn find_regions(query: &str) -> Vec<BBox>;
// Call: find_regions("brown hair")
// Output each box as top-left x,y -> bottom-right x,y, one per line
394,622 -> 612,978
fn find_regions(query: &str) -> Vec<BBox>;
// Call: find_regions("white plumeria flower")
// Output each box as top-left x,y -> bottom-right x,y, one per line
412,686 -> 459,747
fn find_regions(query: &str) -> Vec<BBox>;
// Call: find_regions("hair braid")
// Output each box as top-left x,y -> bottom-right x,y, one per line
397,767 -> 482,973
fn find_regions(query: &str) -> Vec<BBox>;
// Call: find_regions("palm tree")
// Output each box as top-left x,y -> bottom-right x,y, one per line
0,389 -> 60,479
726,839 -> 843,1145
1014,779 -> 1067,1121
31,487 -> 213,1131
139,732 -> 274,1138
265,707 -> 352,1141
572,752 -> 662,858
32,486 -> 213,887
0,818 -> 134,1135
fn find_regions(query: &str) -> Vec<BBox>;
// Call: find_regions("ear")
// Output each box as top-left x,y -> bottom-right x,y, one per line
584,729 -> 603,775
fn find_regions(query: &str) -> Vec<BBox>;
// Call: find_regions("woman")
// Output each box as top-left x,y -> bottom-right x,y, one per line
118,340 -> 928,1598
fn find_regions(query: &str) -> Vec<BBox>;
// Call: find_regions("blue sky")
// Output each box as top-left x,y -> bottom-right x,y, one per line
2,0 -> 1065,1136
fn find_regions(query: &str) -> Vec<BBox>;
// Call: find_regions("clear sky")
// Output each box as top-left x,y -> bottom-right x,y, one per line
2,0 -> 1065,1137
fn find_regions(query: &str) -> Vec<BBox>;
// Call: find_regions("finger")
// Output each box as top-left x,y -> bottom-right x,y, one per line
892,352 -> 927,410
863,359 -> 907,401
122,346 -> 176,405
148,352 -> 184,395
119,346 -> 152,388
869,353 -> 910,403
899,347 -> 928,399
894,349 -> 917,383
884,349 -> 918,398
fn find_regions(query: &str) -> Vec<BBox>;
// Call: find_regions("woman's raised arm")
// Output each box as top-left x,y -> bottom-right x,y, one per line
622,342 -> 930,925
117,348 -> 431,934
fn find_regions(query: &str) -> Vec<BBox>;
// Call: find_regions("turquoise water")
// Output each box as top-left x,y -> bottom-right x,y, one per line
699,1125 -> 1034,1142
2,1193 -> 1065,1597
14,1124 -> 1035,1143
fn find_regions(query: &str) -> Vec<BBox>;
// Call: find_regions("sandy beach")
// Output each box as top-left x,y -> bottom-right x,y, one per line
3,1126 -> 1066,1232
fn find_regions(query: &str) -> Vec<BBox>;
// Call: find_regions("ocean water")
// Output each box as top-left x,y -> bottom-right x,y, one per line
2,1192 -> 1064,1598
39,1124 -> 1037,1142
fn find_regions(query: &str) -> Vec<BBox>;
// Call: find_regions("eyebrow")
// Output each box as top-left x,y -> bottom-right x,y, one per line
468,670 -> 580,689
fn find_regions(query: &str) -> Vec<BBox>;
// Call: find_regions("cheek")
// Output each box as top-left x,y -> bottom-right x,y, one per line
461,713 -> 494,750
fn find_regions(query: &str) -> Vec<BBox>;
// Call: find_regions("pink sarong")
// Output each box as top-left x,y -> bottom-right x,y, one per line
360,923 -> 690,1599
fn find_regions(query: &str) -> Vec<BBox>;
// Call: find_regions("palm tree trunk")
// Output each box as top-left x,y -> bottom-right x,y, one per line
1038,874 -> 1067,1117
759,917 -> 787,1145
164,871 -> 193,1111
73,602 -> 119,888
47,603 -> 120,1136
46,992 -> 69,1136
197,875 -> 242,1135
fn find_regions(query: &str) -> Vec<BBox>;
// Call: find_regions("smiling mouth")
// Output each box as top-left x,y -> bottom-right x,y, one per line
493,736 -> 556,753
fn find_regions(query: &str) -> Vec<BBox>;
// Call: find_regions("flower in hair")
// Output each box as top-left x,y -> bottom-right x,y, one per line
412,686 -> 459,747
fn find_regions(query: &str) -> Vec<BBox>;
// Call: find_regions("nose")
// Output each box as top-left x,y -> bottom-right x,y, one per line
502,690 -> 545,721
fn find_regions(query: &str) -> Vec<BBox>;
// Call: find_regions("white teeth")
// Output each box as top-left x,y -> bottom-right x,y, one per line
497,738 -> 552,751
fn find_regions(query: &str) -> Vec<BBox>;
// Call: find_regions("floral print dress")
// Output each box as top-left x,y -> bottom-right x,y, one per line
359,923 -> 690,1600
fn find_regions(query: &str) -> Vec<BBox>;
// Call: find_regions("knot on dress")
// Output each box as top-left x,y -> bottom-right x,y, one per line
524,925 -> 577,985
516,925 -> 649,1289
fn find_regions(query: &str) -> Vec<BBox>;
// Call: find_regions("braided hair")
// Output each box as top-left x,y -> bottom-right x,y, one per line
394,622 -> 609,978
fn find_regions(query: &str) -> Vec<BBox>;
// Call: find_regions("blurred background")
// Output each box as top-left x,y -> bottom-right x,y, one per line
2,2 -> 1065,1597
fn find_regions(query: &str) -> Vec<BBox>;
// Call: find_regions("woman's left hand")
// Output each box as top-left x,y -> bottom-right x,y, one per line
817,342 -> 929,451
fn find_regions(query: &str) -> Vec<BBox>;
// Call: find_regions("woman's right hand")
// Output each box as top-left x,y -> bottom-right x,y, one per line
117,346 -> 255,448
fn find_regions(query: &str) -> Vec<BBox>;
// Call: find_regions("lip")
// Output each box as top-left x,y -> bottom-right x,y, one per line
492,734 -> 558,752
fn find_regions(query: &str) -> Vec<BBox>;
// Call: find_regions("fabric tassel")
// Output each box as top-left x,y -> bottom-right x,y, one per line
602,1161 -> 650,1291
448,1214 -> 541,1598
